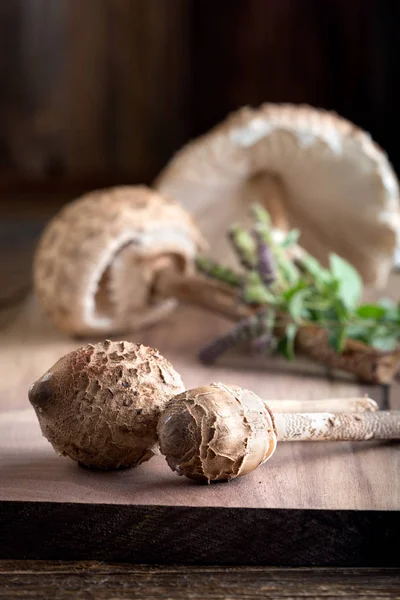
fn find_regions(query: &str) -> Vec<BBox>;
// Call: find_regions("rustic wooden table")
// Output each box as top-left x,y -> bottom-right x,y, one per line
1,202 -> 399,598
1,562 -> 399,599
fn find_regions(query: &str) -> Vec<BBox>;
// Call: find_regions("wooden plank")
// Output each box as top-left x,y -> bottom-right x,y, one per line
1,301 -> 399,563
1,501 -> 399,565
1,563 -> 399,600
1,210 -> 399,565
1,298 -> 399,511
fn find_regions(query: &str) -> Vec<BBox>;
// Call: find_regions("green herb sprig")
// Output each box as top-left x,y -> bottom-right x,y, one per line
196,204 -> 400,363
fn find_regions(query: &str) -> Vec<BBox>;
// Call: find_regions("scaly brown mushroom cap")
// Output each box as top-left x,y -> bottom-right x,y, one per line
157,382 -> 277,482
34,185 -> 204,335
156,104 -> 400,287
28,340 -> 185,469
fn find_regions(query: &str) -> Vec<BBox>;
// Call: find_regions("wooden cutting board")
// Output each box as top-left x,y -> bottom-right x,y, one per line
1,293 -> 399,566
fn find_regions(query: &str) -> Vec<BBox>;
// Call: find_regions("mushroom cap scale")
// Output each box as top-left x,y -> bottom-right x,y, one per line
157,382 -> 277,482
34,186 -> 204,335
156,104 -> 400,287
28,340 -> 185,469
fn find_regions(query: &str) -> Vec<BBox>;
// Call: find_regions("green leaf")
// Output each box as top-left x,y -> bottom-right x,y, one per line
281,229 -> 300,248
277,323 -> 298,360
379,297 -> 396,311
287,289 -> 310,323
282,280 -> 308,302
275,251 -> 300,287
367,323 -> 400,349
229,225 -> 257,269
356,304 -> 386,320
242,272 -> 276,305
264,308 -> 276,331
298,253 -> 332,286
329,253 -> 363,309
251,203 -> 271,226
369,334 -> 398,352
328,325 -> 348,352
195,256 -> 242,287
347,324 -> 370,344
322,277 -> 340,296
331,298 -> 350,322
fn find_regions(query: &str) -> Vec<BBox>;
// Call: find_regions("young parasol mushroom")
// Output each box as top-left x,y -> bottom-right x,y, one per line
155,103 -> 400,288
28,340 -> 185,469
157,383 -> 400,482
34,186 -> 245,336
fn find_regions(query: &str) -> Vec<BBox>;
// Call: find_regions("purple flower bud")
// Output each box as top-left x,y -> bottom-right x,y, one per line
199,310 -> 269,363
251,332 -> 273,354
257,239 -> 275,286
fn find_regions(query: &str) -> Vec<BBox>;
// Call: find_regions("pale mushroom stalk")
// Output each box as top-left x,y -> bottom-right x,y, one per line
153,266 -> 250,322
266,396 -> 377,414
274,411 -> 400,442
157,383 -> 399,482
246,172 -> 290,233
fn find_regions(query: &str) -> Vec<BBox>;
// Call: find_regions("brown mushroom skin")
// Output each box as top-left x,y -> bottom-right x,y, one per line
28,340 -> 185,469
33,186 -> 204,336
157,383 -> 277,483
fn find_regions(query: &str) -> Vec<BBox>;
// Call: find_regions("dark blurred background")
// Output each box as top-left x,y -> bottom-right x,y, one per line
0,0 -> 399,204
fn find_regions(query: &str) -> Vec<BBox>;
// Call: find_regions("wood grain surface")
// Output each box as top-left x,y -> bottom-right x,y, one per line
1,297 -> 400,564
1,296 -> 400,511
0,562 -> 399,600
0,209 -> 400,566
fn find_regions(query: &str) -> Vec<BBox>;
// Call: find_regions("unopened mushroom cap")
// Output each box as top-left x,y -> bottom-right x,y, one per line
157,382 -> 277,482
34,186 -> 205,335
156,104 -> 400,287
28,340 -> 185,469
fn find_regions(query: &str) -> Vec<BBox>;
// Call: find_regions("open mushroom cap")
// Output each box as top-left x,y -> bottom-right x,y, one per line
34,186 -> 204,335
156,104 -> 400,287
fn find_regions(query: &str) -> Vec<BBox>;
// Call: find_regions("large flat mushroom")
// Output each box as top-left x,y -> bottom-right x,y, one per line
155,104 -> 400,287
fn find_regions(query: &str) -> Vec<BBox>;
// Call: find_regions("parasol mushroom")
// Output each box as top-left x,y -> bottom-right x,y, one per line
157,383 -> 400,482
28,340 -> 185,469
34,186 -> 246,336
155,104 -> 400,288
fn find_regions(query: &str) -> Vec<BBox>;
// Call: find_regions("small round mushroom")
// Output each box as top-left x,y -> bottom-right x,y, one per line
156,104 -> 400,287
158,383 -> 400,483
28,340 -> 185,469
34,186 -> 204,336
157,383 -> 277,482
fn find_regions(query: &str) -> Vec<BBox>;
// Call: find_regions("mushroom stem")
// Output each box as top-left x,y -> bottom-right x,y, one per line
154,268 -> 250,321
273,411 -> 400,442
246,172 -> 290,232
266,397 -> 378,414
158,384 -> 400,483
